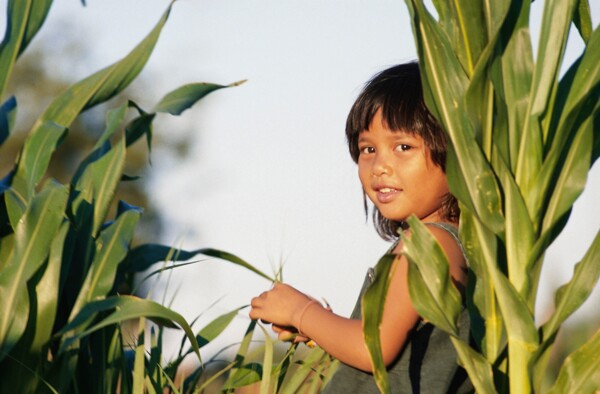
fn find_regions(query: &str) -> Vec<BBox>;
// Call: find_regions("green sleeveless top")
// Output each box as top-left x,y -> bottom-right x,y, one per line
322,223 -> 473,393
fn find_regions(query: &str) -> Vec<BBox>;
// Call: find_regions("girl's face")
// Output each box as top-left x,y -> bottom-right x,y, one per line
357,110 -> 450,224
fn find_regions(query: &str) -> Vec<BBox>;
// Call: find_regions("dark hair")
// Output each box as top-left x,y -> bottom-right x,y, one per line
346,62 -> 459,240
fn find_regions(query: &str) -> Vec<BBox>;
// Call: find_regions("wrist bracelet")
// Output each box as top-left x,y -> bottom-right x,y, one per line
297,299 -> 320,337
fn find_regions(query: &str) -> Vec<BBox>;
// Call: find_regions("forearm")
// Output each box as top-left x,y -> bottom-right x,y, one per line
296,303 -> 377,372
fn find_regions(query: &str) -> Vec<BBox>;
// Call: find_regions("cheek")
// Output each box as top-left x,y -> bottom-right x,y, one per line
357,163 -> 370,189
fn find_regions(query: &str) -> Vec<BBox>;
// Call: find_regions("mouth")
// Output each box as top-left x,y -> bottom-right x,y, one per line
374,186 -> 401,203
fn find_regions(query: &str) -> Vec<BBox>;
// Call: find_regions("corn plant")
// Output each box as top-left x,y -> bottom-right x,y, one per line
363,0 -> 599,393
0,1 -> 256,392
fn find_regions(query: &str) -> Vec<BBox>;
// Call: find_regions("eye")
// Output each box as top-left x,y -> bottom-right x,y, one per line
395,144 -> 412,152
359,146 -> 375,155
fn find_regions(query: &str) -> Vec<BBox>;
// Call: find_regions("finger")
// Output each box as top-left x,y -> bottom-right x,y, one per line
293,335 -> 309,343
278,330 -> 295,342
248,307 -> 259,320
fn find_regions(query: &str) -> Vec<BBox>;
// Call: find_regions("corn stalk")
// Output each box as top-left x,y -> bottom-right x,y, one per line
363,0 -> 599,392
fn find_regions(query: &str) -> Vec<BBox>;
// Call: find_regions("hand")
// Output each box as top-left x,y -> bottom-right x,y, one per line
271,324 -> 310,343
249,282 -> 313,329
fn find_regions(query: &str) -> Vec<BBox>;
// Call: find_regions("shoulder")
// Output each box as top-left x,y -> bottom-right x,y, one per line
392,222 -> 467,281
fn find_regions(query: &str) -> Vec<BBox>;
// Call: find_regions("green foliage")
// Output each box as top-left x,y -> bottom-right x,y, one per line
362,0 -> 599,392
0,1 -> 264,392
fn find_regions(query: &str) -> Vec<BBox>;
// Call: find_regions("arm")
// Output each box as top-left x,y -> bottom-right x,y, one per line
249,255 -> 419,372
249,225 -> 467,372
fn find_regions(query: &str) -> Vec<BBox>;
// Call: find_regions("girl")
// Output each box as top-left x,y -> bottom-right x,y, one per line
249,62 -> 472,393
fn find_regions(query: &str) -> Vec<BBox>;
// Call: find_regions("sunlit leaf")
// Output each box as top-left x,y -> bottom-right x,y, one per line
529,26 -> 600,219
69,205 -> 140,320
0,0 -> 52,97
403,217 -> 462,334
541,230 -> 600,342
451,337 -> 497,394
405,0 -> 505,235
492,148 -> 535,297
199,248 -> 275,282
59,295 -> 201,361
31,222 -> 69,352
0,181 -> 68,356
459,210 -> 504,362
153,80 -> 246,115
573,0 -> 592,43
197,307 -> 244,348
258,324 -> 274,394
222,320 -> 259,391
4,121 -> 67,227
361,253 -> 395,394
546,328 -> 600,394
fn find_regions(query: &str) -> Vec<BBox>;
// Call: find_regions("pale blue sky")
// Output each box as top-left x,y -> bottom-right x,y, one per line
6,0 -> 599,357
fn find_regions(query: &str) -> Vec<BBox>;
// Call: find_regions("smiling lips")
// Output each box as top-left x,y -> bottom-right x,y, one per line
375,186 -> 401,203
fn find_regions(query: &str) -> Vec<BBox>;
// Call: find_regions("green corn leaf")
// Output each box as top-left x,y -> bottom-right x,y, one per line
307,358 -> 328,393
4,121 -> 67,227
450,337 -> 497,394
219,363 -> 261,392
175,307 -> 246,362
463,8 -> 511,158
0,233 -> 13,269
70,103 -> 128,189
197,307 -> 243,348
0,180 -> 67,356
530,27 -> 600,220
125,108 -> 155,151
133,319 -> 146,394
69,205 -> 140,321
147,326 -> 162,388
223,320 -> 258,391
405,0 -> 505,235
121,246 -> 274,282
431,0 -> 487,76
120,244 -> 208,273
486,1 -> 533,175
258,324 -> 274,394
0,0 -> 53,97
280,347 -> 338,393
132,260 -> 205,294
199,248 -> 275,282
0,96 -> 17,146
71,137 -> 127,237
30,221 -> 69,353
403,216 -> 463,335
84,136 -> 127,237
59,295 -> 201,361
486,259 -> 538,393
492,148 -> 535,297
573,0 -> 592,44
545,328 -> 600,394
539,117 -> 592,245
361,253 -> 396,394
273,342 -> 298,392
14,0 -> 53,57
517,0 -> 578,194
32,4 -> 172,131
541,230 -> 600,342
153,80 -> 246,115
460,210 -> 504,362
105,328 -> 125,394
7,2 -> 171,223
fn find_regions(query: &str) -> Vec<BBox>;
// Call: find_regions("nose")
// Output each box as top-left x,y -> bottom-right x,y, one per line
371,153 -> 392,176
